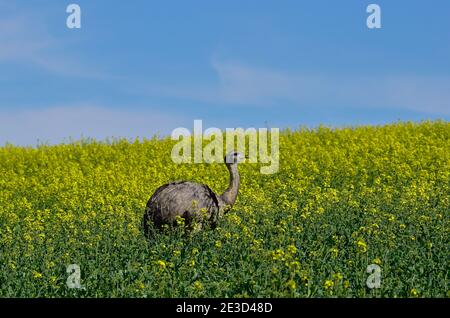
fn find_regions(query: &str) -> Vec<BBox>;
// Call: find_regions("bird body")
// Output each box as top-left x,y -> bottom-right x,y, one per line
145,181 -> 220,230
143,152 -> 243,237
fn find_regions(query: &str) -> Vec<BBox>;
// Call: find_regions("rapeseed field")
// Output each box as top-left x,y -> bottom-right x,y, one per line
0,121 -> 448,297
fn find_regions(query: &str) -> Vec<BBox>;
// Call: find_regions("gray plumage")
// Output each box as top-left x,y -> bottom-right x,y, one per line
143,152 -> 243,237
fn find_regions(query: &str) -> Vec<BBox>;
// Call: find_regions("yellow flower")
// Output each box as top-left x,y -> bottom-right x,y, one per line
287,245 -> 297,255
175,215 -> 185,226
193,280 -> 203,291
215,240 -> 222,248
270,249 -> 285,261
329,247 -> 339,257
252,239 -> 262,249
372,257 -> 382,265
286,279 -> 296,291
300,272 -> 309,285
156,260 -> 166,270
410,288 -> 419,297
50,276 -> 58,284
288,261 -> 301,271
324,280 -> 334,290
33,271 -> 43,279
356,240 -> 368,253
46,261 -> 55,269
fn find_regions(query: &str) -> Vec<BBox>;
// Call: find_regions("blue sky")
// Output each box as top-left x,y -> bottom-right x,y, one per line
0,0 -> 449,145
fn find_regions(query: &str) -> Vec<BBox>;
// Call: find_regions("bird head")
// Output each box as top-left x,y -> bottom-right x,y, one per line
224,151 -> 245,165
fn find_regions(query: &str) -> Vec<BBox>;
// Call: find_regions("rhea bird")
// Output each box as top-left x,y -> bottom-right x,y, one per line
143,152 -> 244,237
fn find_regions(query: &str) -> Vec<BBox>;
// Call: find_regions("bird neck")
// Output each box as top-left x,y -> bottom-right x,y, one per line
220,164 -> 240,207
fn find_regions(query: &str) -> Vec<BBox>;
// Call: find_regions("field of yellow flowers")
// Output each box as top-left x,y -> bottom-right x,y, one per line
0,121 -> 448,297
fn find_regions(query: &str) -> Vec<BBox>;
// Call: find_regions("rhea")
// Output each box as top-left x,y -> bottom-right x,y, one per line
143,152 -> 243,237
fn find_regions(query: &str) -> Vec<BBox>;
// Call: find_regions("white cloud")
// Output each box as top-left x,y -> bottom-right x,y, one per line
141,59 -> 450,116
212,60 -> 309,104
384,76 -> 450,115
138,60 -> 307,106
0,15 -> 53,60
0,105 -> 186,146
0,6 -> 116,79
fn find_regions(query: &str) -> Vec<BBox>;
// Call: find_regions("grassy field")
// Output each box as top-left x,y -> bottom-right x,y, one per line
0,121 -> 448,297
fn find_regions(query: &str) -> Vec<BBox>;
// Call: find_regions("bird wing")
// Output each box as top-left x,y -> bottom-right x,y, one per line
146,181 -> 220,227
